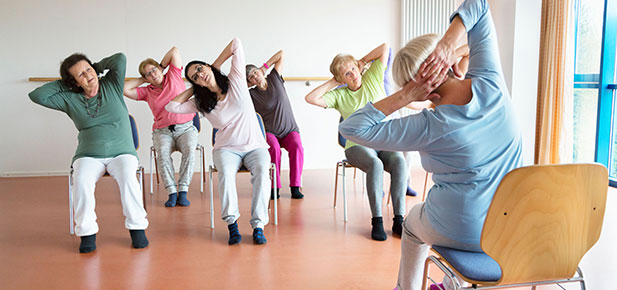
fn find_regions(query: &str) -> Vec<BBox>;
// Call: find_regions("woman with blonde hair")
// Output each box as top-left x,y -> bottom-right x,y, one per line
339,0 -> 522,288
306,43 -> 408,241
124,47 -> 198,208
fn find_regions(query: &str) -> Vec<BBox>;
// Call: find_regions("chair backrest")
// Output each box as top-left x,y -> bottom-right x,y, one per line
481,163 -> 608,285
128,114 -> 139,150
212,112 -> 265,146
192,113 -> 201,133
337,116 -> 346,148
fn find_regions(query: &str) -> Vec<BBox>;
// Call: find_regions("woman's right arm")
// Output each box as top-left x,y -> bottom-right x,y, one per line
28,80 -> 70,112
165,87 -> 198,114
123,77 -> 146,100
304,78 -> 340,108
160,46 -> 182,69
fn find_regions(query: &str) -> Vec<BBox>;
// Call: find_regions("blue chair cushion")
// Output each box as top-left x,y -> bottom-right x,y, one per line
432,245 -> 502,282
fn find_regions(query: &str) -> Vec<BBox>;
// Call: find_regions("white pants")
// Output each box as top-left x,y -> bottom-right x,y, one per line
72,154 -> 149,236
396,203 -> 480,290
212,148 -> 270,229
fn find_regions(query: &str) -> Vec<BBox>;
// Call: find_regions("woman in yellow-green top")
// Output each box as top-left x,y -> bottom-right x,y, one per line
305,43 -> 407,241
29,52 -> 149,253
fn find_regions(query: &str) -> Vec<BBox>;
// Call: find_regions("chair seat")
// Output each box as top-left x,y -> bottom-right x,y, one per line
432,245 -> 502,282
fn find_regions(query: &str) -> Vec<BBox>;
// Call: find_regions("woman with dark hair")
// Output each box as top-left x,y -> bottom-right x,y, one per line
124,47 -> 198,208
338,0 -> 522,288
165,38 -> 271,245
29,52 -> 149,253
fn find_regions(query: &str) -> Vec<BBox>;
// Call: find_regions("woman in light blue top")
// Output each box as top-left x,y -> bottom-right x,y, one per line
338,0 -> 522,289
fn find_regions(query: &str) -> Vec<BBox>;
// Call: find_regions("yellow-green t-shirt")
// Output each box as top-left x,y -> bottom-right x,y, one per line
323,59 -> 386,149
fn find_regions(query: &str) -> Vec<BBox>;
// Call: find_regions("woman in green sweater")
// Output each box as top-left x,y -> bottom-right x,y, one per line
29,52 -> 149,253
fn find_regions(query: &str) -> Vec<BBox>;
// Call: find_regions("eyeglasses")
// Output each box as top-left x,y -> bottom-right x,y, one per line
145,67 -> 159,78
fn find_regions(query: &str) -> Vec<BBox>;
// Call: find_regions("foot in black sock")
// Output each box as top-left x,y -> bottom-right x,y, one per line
290,186 -> 304,199
79,234 -> 96,253
392,215 -> 404,237
270,188 -> 280,200
177,191 -> 190,206
371,217 -> 387,241
165,193 -> 177,207
228,221 -> 242,245
129,230 -> 149,248
406,186 -> 418,197
252,228 -> 267,244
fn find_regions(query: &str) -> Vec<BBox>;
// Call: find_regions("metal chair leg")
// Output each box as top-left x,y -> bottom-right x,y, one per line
69,169 -> 74,235
342,161 -> 348,222
271,163 -> 278,225
209,166 -> 215,229
150,147 -> 154,195
334,161 -> 341,207
198,145 -> 204,194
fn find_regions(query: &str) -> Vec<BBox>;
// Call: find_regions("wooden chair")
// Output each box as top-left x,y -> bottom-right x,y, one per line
422,163 -> 608,290
207,113 -> 278,228
149,113 -> 205,194
68,115 -> 145,235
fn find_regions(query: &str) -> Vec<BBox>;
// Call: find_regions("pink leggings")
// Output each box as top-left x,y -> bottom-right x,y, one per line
266,131 -> 304,188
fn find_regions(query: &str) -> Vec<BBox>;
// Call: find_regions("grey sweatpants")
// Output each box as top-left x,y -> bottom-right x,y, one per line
152,120 -> 198,194
344,145 -> 407,217
212,148 -> 271,229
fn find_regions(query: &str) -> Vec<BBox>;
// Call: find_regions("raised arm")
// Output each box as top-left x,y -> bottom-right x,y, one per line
92,52 -> 127,88
28,80 -> 71,112
160,46 -> 182,69
123,77 -> 146,100
305,78 -> 341,108
264,50 -> 284,74
211,39 -> 235,71
358,43 -> 389,69
419,16 -> 467,79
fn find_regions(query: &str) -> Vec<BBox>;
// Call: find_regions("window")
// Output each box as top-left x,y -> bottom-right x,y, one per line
573,0 -> 617,186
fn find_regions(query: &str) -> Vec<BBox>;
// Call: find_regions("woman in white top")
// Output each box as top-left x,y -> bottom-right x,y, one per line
165,38 -> 270,245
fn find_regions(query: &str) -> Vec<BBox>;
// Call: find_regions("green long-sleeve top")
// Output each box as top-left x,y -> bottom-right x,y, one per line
29,53 -> 137,163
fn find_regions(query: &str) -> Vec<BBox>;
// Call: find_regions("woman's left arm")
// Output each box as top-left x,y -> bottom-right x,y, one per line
92,53 -> 127,96
165,87 -> 198,114
211,38 -> 237,71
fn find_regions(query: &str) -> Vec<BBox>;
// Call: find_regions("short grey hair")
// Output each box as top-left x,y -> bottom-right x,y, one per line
392,34 -> 440,87
245,64 -> 259,80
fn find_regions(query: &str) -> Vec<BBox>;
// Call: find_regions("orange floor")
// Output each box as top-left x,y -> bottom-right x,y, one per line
0,168 -> 436,290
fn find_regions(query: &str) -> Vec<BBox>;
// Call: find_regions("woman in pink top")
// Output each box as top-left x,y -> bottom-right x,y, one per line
166,38 -> 271,245
124,47 -> 198,208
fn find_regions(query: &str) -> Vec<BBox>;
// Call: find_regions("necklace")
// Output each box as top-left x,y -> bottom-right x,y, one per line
83,94 -> 102,118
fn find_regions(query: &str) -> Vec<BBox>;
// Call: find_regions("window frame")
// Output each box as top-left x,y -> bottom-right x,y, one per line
574,0 -> 617,186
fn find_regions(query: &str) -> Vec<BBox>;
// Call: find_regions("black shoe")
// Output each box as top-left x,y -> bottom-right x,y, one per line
79,234 -> 96,253
270,188 -> 280,200
129,230 -> 149,249
392,215 -> 404,237
371,217 -> 387,241
290,186 -> 304,199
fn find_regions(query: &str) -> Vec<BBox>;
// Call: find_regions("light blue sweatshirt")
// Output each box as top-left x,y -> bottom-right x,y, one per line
339,0 -> 523,245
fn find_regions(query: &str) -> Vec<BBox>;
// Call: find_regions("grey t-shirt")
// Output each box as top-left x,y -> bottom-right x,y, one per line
249,69 -> 300,138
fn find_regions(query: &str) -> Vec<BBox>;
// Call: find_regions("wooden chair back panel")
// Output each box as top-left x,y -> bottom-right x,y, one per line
481,164 -> 608,285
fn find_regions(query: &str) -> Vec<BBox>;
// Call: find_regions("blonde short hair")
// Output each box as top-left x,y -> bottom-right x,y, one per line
392,34 -> 440,87
329,54 -> 358,83
138,58 -> 161,78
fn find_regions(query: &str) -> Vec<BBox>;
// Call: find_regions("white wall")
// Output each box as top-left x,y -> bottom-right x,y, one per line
0,0 -> 400,176
489,0 -> 540,166
0,0 -> 540,176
